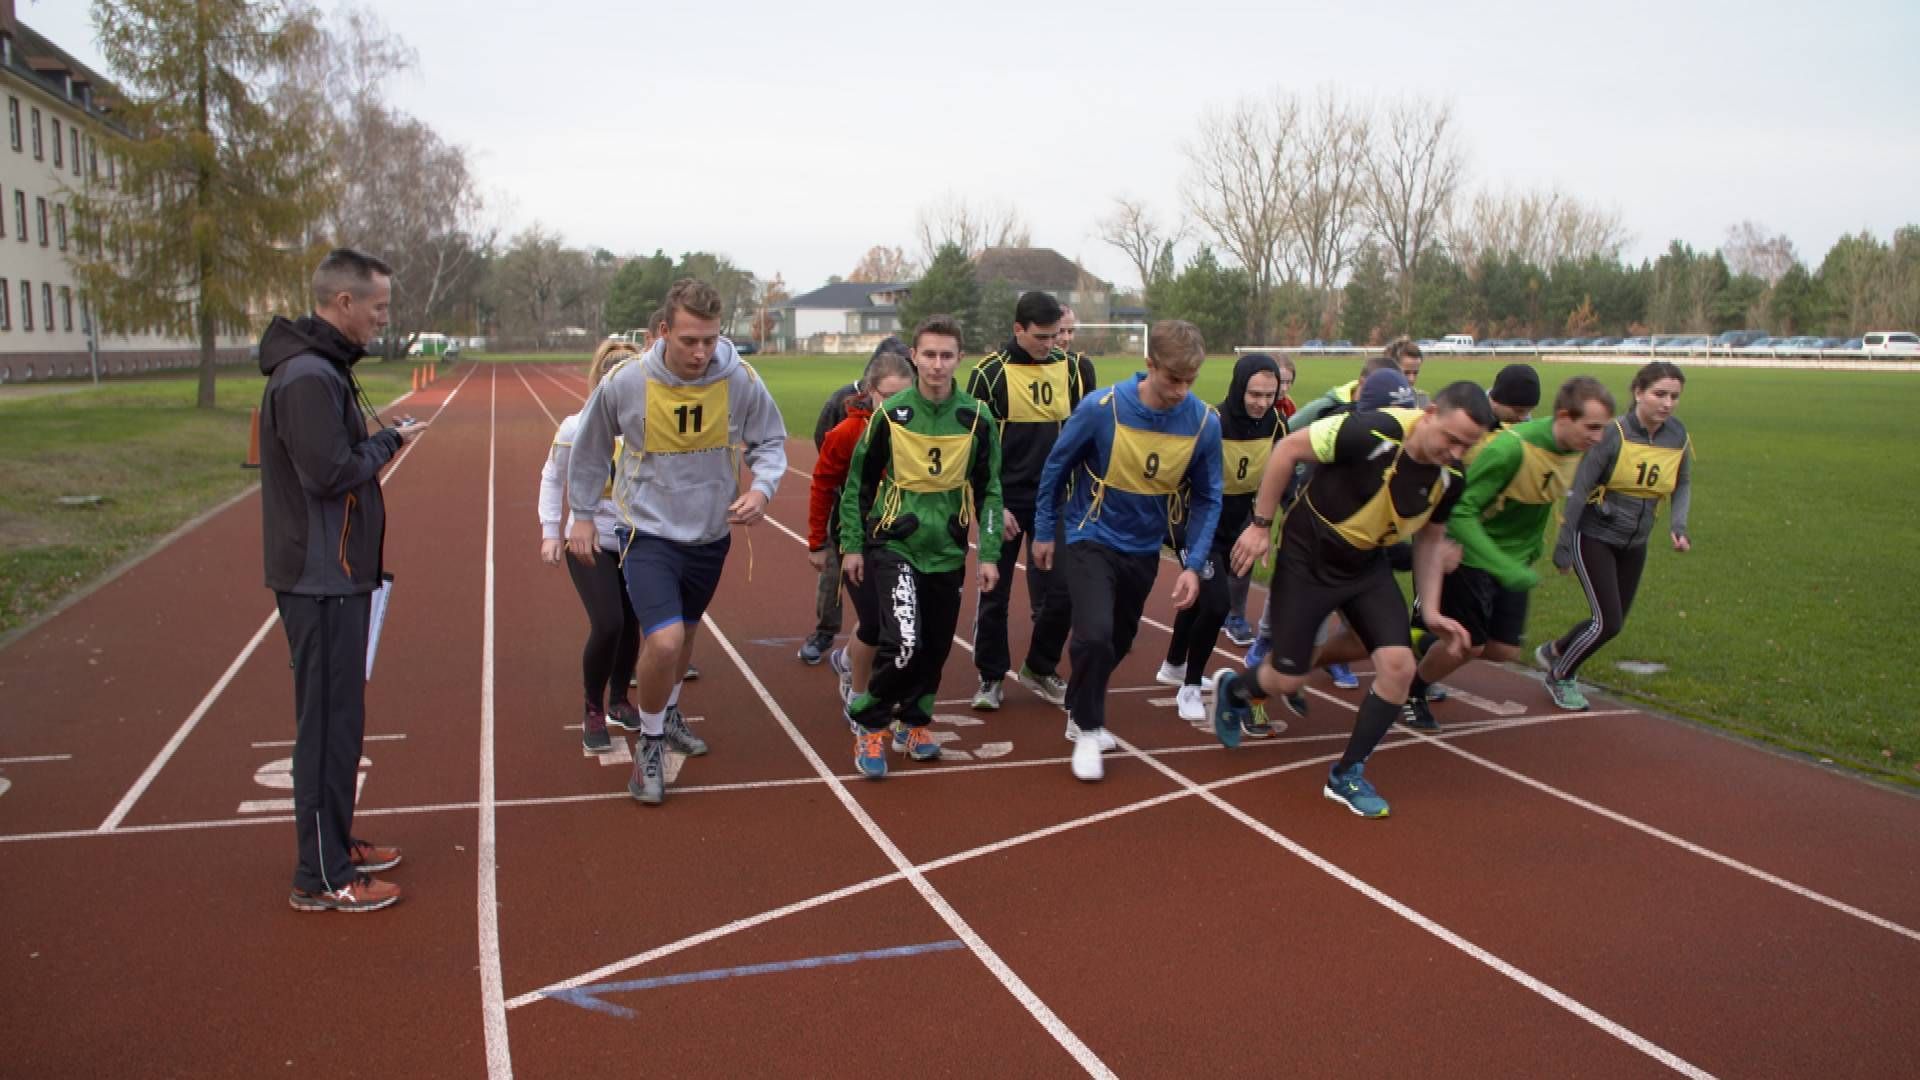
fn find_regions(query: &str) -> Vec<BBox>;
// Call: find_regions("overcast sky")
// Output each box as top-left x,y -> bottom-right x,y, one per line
25,0 -> 1920,294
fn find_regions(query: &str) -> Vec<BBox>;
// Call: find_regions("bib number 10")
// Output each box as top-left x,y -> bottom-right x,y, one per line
673,403 -> 705,435
1028,382 -> 1055,406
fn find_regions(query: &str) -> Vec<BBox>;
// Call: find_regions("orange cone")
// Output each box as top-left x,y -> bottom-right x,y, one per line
411,367 -> 421,392
243,407 -> 262,469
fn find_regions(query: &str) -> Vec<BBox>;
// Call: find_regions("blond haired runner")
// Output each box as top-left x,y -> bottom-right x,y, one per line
566,279 -> 787,805
1032,319 -> 1224,782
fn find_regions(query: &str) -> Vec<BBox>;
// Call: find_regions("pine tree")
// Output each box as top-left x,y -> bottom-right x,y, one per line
897,244 -> 979,348
72,0 -> 335,407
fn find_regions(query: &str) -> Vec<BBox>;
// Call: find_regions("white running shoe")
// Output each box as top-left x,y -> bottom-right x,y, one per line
1176,684 -> 1206,722
1071,729 -> 1106,781
1063,716 -> 1119,751
1154,661 -> 1186,688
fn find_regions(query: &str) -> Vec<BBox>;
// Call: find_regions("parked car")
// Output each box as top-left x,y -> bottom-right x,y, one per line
1506,339 -> 1536,349
1329,339 -> 1353,348
1300,339 -> 1326,348
1535,338 -> 1562,348
1862,331 -> 1920,356
1617,336 -> 1651,350
1429,334 -> 1476,352
1816,337 -> 1847,349
1589,336 -> 1622,347
732,338 -> 761,355
1840,337 -> 1864,350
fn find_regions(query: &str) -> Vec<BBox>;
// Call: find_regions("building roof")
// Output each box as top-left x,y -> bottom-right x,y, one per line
779,281 -> 903,311
972,248 -> 1109,293
4,14 -> 126,125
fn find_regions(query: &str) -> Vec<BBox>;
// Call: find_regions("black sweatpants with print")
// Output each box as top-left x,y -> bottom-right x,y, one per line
1062,540 -> 1160,732
852,548 -> 964,731
278,591 -> 372,894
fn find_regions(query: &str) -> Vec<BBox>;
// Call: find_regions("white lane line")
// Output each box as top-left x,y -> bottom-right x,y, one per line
94,362 -> 480,833
1114,732 -> 1717,1079
695,615 -> 1115,1078
531,363 -> 585,403
249,734 -> 407,749
479,367 -> 514,1078
1425,737 -> 1920,945
96,613 -> 281,831
513,363 -> 560,428
508,715 -> 1562,1008
0,754 -> 73,764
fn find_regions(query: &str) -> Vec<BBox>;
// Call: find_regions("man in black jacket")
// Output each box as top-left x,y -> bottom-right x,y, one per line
259,248 -> 410,913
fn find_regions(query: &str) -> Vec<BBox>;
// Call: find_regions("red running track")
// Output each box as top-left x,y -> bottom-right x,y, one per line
2,363 -> 1916,1078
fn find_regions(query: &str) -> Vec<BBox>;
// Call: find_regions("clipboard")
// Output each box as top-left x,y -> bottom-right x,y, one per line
366,572 -> 395,680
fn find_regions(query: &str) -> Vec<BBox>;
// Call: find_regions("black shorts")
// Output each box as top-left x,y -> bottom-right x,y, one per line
616,530 -> 732,635
843,563 -> 882,646
1422,564 -> 1528,648
1264,556 -> 1411,676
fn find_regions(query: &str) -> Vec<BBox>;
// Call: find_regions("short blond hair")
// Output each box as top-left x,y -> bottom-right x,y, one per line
588,341 -> 637,387
1148,319 -> 1206,378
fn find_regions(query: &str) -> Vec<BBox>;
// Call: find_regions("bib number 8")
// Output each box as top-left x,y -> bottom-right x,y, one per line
1236,456 -> 1249,481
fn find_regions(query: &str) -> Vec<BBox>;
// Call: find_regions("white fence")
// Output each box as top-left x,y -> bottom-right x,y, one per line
1233,342 -> 1920,373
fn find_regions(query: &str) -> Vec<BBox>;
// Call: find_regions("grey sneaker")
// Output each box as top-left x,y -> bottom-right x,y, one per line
798,632 -> 833,665
1546,677 -> 1589,711
628,735 -> 666,805
604,701 -> 643,734
1018,665 -> 1068,706
1533,641 -> 1558,675
971,678 -> 1003,711
664,706 -> 708,756
582,704 -> 612,753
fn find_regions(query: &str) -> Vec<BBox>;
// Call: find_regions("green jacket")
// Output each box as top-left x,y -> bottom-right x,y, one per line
1448,417 -> 1583,590
840,383 -> 1003,573
1284,380 -> 1357,433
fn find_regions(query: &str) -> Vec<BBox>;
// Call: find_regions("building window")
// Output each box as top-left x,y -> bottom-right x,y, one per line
36,196 -> 48,246
7,97 -> 18,152
61,286 -> 73,331
51,117 -> 62,167
12,190 -> 23,240
0,279 -> 9,330
31,106 -> 42,159
87,136 -> 97,178
0,185 -> 5,238
42,283 -> 53,333
21,280 -> 33,330
71,128 -> 81,176
55,205 -> 66,250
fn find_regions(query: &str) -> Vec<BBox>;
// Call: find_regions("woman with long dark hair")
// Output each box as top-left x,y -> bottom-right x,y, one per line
1537,361 -> 1695,710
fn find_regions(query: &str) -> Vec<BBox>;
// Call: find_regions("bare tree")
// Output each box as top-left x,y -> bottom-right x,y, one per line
1359,95 -> 1466,322
1098,196 -> 1183,292
1182,92 -> 1300,340
1722,221 -> 1798,284
1287,89 -> 1373,328
847,245 -> 917,284
914,193 -> 1031,264
1448,185 -> 1627,269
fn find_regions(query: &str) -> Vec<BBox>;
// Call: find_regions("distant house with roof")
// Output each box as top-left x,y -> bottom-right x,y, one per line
971,248 -> 1112,321
770,281 -> 903,355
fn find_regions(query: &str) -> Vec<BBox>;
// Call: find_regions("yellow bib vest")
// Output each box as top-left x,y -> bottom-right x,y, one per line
1003,361 -> 1073,424
1309,408 -> 1446,550
1596,420 -> 1688,501
1082,393 -> 1200,523
643,378 -> 731,454
1485,437 -> 1579,519
877,412 -> 981,529
1219,435 -> 1272,497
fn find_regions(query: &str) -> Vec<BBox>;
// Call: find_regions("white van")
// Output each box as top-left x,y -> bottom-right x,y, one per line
407,332 -> 450,356
1861,331 -> 1920,357
1430,334 -> 1475,353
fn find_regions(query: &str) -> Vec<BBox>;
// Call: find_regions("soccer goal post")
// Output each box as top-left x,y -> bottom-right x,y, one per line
1071,323 -> 1150,359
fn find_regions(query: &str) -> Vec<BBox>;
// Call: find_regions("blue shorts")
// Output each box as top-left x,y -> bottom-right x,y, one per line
617,530 -> 732,636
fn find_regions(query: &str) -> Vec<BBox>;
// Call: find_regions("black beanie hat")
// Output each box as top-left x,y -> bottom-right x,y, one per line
1490,364 -> 1541,408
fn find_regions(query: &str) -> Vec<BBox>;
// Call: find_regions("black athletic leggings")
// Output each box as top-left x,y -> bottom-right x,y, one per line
1550,534 -> 1648,680
1164,548 -> 1231,685
566,547 -> 640,709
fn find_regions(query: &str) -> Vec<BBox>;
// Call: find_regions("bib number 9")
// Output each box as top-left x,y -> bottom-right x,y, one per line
1143,452 -> 1161,480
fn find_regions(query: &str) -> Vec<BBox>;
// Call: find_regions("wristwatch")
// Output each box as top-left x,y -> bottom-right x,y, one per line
1248,513 -> 1274,529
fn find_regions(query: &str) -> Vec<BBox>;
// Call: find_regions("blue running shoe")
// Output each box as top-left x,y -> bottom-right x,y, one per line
902,725 -> 942,762
1327,663 -> 1359,690
1210,668 -> 1249,749
1324,763 -> 1390,818
854,728 -> 889,779
1222,615 -> 1256,647
1243,634 -> 1272,672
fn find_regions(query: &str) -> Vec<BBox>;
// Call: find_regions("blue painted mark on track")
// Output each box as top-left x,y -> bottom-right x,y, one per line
549,939 -> 968,1018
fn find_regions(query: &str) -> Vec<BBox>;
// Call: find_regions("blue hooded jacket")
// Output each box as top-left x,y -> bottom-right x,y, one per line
1035,372 -> 1223,571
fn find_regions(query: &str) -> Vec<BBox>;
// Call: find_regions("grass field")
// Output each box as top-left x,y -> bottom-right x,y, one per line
6,350 -> 1916,787
0,363 -> 416,642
